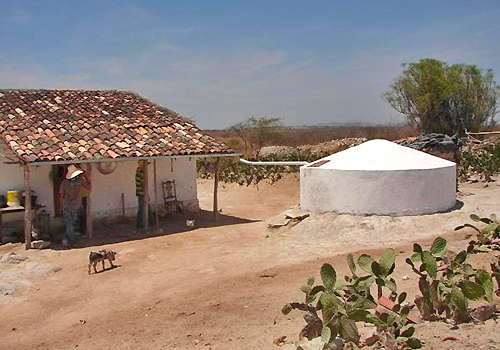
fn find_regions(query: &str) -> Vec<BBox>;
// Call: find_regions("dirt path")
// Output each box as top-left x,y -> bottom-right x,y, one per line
0,175 -> 499,350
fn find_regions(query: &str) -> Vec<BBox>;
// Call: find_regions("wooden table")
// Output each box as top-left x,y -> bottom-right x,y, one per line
0,205 -> 44,244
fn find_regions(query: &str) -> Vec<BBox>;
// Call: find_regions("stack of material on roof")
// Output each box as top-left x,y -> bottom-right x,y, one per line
396,133 -> 461,164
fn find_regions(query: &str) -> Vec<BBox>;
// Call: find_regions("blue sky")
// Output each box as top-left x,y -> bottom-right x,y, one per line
1,1 -> 499,129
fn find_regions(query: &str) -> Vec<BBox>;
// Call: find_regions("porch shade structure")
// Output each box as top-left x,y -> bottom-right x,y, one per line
0,89 -> 240,249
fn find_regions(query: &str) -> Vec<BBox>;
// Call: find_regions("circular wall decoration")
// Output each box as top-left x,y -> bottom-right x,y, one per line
97,161 -> 117,175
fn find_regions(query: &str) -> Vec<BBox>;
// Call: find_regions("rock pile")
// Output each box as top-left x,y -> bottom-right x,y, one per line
259,138 -> 367,160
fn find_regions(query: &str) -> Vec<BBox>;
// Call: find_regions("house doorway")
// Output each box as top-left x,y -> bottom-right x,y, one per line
51,165 -> 66,217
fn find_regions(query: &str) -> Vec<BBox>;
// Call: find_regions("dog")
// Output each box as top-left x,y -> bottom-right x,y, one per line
88,249 -> 117,274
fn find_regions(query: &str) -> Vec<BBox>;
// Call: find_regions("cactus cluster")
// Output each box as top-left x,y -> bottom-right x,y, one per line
282,249 -> 422,349
455,213 -> 500,253
406,237 -> 493,323
283,224 -> 500,349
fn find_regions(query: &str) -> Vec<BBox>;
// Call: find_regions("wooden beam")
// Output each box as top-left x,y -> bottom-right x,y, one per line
24,165 -> 31,250
213,157 -> 220,222
143,160 -> 149,230
154,160 -> 159,227
86,163 -> 93,238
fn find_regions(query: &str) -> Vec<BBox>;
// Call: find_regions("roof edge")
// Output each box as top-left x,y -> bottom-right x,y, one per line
27,152 -> 242,166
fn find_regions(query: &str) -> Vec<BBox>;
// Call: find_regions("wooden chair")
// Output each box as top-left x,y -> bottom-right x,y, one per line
161,180 -> 184,219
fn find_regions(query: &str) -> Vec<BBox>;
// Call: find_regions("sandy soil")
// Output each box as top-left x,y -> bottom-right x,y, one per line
0,174 -> 499,350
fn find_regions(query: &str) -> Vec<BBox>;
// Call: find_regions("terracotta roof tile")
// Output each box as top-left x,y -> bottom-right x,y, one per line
0,89 -> 235,163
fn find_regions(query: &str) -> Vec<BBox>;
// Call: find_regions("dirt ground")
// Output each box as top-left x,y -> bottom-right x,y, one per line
1,174 -> 499,350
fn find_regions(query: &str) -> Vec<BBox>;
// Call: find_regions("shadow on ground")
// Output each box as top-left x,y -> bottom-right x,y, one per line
50,209 -> 259,250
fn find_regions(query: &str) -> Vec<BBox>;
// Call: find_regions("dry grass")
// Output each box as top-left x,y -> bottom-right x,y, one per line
204,124 -> 416,152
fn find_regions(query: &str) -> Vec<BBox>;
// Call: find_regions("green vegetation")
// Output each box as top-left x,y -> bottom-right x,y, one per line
197,150 -> 332,186
199,136 -> 500,186
455,213 -> 500,253
491,256 -> 500,296
283,228 -> 500,349
282,250 -> 421,349
406,237 -> 492,323
383,59 -> 500,135
459,140 -> 500,181
356,249 -> 397,300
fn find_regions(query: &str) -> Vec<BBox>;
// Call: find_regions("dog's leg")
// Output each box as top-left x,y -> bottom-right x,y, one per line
109,258 -> 115,268
102,259 -> 106,271
93,262 -> 98,274
88,263 -> 91,275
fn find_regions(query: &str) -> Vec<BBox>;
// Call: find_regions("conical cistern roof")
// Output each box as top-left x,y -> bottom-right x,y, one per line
304,139 -> 456,171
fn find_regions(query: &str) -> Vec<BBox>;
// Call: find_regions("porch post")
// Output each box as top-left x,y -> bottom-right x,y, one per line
24,165 -> 31,250
154,160 -> 159,227
86,163 -> 93,238
143,160 -> 149,230
213,157 -> 220,222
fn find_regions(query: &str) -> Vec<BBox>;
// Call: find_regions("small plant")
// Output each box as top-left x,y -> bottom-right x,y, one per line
406,237 -> 493,323
370,292 -> 422,349
356,249 -> 397,300
282,262 -> 375,347
455,213 -> 500,253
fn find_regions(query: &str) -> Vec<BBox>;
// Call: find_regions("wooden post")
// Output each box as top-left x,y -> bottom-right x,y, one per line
143,160 -> 149,230
86,163 -> 93,238
154,160 -> 159,227
24,165 -> 31,250
121,193 -> 125,222
213,157 -> 220,222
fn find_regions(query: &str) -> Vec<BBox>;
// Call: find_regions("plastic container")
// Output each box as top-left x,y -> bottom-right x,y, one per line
6,191 -> 21,207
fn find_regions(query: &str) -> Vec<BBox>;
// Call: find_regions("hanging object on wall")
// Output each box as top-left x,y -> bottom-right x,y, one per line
97,161 -> 117,175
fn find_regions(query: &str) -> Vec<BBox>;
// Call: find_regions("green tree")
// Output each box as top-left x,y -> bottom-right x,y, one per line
383,59 -> 500,135
229,117 -> 283,152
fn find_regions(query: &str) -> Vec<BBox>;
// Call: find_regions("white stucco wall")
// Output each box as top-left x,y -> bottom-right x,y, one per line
300,167 -> 456,216
0,157 -> 199,224
90,157 -> 198,218
300,140 -> 457,216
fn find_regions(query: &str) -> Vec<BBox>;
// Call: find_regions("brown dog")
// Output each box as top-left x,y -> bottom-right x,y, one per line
88,249 -> 117,274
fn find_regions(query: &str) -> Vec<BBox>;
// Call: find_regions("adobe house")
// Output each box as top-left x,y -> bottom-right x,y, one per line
0,89 -> 239,248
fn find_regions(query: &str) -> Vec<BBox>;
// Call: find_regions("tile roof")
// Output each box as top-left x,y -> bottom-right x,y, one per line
0,89 -> 235,164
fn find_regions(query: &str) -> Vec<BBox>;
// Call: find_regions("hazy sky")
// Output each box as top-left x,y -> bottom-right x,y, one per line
1,1 -> 499,129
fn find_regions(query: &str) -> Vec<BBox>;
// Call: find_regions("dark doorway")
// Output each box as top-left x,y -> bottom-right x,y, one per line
51,165 -> 66,217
